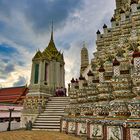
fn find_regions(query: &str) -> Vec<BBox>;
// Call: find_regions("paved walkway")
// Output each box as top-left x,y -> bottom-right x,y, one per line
0,130 -> 82,140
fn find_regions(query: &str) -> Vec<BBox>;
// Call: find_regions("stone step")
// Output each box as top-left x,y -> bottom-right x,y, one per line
36,118 -> 60,121
46,105 -> 67,107
50,97 -> 70,99
43,111 -> 65,113
49,99 -> 69,101
48,100 -> 69,102
37,115 -> 62,118
47,102 -> 69,105
35,120 -> 60,123
32,96 -> 69,132
44,108 -> 64,111
40,112 -> 67,114
49,100 -> 69,102
46,103 -> 67,106
32,126 -> 60,129
45,106 -> 66,109
39,113 -> 67,116
34,123 -> 60,126
41,111 -> 65,113
32,128 -> 60,131
47,105 -> 68,107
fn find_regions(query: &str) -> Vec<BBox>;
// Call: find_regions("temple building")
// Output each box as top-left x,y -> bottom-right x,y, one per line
29,26 -> 65,95
61,0 -> 140,139
20,26 -> 66,129
0,86 -> 28,123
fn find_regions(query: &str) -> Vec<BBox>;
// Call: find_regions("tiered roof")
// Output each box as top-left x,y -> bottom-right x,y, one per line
33,26 -> 64,63
0,86 -> 28,104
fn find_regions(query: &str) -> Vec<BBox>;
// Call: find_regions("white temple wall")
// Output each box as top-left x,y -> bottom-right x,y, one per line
0,121 -> 20,132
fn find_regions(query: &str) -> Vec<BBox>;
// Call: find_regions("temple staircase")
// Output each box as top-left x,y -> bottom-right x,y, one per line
32,96 -> 70,131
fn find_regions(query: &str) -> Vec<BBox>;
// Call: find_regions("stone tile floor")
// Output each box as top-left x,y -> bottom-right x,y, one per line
0,131 -> 82,140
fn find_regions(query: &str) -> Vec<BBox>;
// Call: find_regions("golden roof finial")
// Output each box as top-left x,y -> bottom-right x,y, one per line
51,20 -> 54,41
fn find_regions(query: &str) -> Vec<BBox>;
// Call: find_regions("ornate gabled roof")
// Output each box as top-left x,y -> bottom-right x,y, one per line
32,24 -> 64,62
42,24 -> 64,62
44,30 -> 58,54
33,50 -> 43,60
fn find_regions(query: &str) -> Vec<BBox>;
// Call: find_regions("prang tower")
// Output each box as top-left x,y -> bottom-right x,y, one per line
63,0 -> 140,139
80,43 -> 89,74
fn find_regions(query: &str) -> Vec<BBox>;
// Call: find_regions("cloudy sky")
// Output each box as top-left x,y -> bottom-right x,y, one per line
0,0 -> 115,88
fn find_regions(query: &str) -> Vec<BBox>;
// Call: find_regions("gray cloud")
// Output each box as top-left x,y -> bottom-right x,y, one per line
0,0 -> 115,87
4,64 -> 15,73
0,0 -> 83,33
13,76 -> 26,87
23,0 -> 83,33
0,63 -> 15,80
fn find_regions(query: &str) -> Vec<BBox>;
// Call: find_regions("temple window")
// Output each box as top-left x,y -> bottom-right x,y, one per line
44,63 -> 48,82
34,63 -> 39,84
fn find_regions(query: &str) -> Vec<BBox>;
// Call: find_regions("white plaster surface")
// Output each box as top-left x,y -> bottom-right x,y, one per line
0,121 -> 20,132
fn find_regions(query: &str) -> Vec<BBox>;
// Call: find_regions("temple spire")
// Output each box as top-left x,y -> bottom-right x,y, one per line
51,21 -> 54,41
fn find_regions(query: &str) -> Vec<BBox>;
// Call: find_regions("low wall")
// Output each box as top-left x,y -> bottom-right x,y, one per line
0,121 -> 20,132
61,117 -> 140,140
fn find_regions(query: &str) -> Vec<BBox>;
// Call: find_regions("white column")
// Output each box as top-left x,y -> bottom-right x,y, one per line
52,60 -> 56,89
49,61 -> 53,88
30,63 -> 34,85
47,63 -> 50,85
60,65 -> 64,87
62,65 -> 65,87
40,61 -> 44,85
56,62 -> 60,88
38,61 -> 42,84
